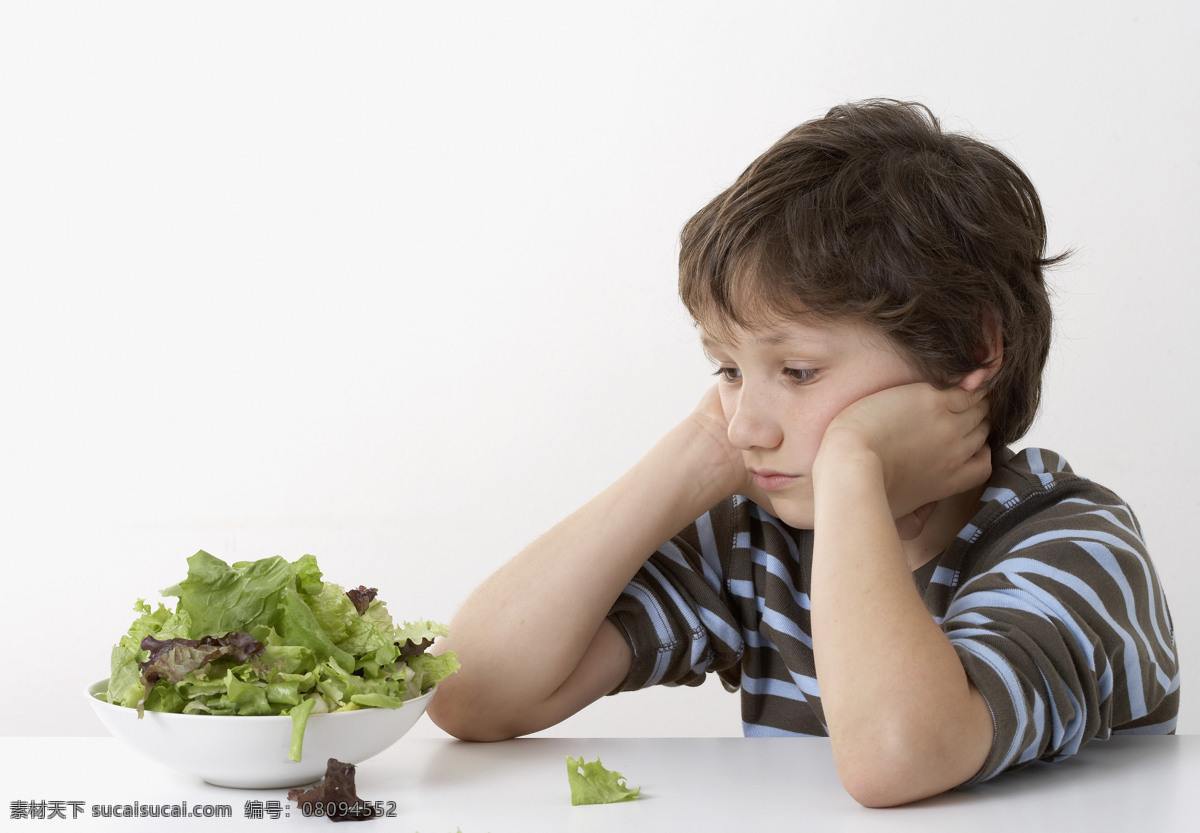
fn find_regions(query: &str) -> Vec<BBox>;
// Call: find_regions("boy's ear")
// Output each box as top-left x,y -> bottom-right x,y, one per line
958,308 -> 1003,392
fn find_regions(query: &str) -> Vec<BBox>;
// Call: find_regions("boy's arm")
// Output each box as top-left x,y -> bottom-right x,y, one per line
810,383 -> 994,807
427,388 -> 745,741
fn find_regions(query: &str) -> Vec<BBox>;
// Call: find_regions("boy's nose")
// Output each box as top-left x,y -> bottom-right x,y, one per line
726,386 -> 783,451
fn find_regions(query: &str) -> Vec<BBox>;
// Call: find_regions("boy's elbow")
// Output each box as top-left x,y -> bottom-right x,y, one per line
831,687 -> 994,807
425,685 -> 519,743
833,737 -> 915,808
831,726 -> 984,808
836,753 -> 924,809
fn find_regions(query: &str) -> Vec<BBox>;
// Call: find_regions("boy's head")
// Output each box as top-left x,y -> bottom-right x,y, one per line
678,99 -> 1064,447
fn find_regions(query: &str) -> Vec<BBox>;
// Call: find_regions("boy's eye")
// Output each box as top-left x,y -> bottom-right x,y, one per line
784,367 -> 819,384
711,366 -> 817,384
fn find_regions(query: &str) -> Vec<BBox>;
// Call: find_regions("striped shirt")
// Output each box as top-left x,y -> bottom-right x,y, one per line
607,447 -> 1180,783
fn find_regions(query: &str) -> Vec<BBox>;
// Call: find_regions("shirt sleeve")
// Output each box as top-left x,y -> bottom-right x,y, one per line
606,507 -> 745,693
943,486 -> 1180,784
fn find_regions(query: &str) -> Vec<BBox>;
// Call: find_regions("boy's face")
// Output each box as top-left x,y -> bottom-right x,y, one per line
702,315 -> 925,529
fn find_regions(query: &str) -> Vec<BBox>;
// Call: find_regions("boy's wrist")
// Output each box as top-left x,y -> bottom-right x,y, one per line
814,430 -> 885,486
813,437 -> 906,523
657,413 -> 745,511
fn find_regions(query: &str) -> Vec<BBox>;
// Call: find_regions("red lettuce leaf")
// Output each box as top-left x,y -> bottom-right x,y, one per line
397,636 -> 434,660
345,586 -> 378,615
288,758 -> 377,822
137,632 -> 263,716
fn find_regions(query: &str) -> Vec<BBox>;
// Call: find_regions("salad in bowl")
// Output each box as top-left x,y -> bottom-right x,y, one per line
91,550 -> 458,787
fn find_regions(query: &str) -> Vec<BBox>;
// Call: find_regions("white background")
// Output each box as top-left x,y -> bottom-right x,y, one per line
2,1 -> 1197,741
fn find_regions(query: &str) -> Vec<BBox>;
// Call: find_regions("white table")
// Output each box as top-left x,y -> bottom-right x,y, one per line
3,734 -> 1194,831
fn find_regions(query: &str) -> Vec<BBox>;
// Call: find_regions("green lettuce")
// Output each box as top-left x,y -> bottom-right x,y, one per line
566,756 -> 641,805
104,551 -> 459,761
160,551 -> 293,637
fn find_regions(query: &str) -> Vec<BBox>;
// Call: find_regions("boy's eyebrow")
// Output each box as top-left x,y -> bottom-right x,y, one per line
699,330 -> 815,352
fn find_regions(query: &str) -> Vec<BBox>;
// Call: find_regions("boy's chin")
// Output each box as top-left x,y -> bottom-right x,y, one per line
751,495 -> 815,530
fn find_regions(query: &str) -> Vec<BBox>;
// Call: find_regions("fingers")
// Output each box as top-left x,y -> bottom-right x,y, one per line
895,501 -> 938,541
964,415 -> 991,448
941,385 -> 990,442
955,441 -> 994,495
961,439 -> 992,497
944,384 -> 989,416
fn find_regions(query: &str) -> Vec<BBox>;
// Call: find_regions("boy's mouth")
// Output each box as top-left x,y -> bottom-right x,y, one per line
749,468 -> 800,492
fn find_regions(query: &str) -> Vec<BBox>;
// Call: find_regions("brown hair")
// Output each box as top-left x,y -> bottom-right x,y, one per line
679,99 -> 1066,446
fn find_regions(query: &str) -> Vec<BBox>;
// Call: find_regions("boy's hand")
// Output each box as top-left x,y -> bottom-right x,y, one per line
814,383 -> 992,525
684,385 -> 751,501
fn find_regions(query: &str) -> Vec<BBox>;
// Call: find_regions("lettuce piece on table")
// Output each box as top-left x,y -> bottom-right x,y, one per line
566,756 -> 641,805
288,758 -> 377,821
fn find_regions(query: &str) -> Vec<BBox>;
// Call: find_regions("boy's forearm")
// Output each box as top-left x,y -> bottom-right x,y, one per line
810,452 -> 991,807
430,416 -> 739,740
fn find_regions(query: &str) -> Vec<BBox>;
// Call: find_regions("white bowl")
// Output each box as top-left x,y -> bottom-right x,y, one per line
87,678 -> 434,789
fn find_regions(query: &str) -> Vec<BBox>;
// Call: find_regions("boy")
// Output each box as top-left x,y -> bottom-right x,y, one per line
427,99 -> 1179,806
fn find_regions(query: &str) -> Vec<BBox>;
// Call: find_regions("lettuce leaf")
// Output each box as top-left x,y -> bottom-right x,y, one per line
338,598 -> 403,659
287,759 -> 377,821
274,586 -> 356,672
302,582 -> 359,647
107,599 -> 192,708
407,651 -> 461,698
136,632 -> 264,716
287,695 -> 320,762
566,756 -> 641,805
161,551 -> 293,638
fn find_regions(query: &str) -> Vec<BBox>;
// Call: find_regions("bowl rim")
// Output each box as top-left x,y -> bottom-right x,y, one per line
87,677 -> 435,721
